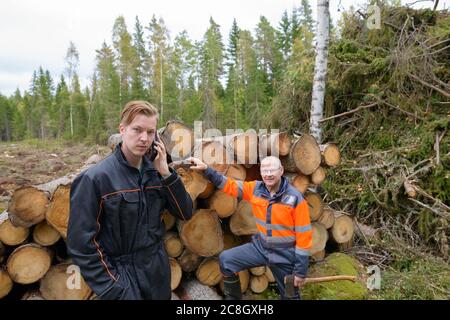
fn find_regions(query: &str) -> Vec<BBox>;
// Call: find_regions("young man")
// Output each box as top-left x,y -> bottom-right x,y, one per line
188,155 -> 312,299
67,101 -> 193,300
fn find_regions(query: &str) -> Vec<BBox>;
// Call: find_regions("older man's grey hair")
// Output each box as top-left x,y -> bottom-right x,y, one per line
260,156 -> 282,168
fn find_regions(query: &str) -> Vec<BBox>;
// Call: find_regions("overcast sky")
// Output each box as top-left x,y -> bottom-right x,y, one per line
0,0 -> 447,96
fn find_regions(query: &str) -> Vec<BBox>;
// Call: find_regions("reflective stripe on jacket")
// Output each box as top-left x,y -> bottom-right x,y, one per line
204,167 -> 312,277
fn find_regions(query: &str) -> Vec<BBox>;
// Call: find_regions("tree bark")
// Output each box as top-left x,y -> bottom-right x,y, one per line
310,0 -> 330,143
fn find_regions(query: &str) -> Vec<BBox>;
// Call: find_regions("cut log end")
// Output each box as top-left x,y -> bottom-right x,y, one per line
292,174 -> 310,194
8,186 -> 49,228
320,143 -> 341,167
249,266 -> 266,276
45,184 -> 71,239
311,222 -> 329,255
163,232 -> 184,258
250,275 -> 268,293
230,200 -> 258,236
196,257 -> 222,286
175,168 -> 208,202
7,243 -> 52,284
311,166 -> 326,185
0,217 -> 29,246
180,209 -> 224,257
179,249 -> 202,273
291,134 -> 321,175
305,192 -> 324,222
160,121 -> 194,161
40,263 -> 91,300
0,268 -> 13,299
33,221 -> 61,246
209,190 -> 237,218
331,213 -> 355,244
169,258 -> 182,291
318,208 -> 336,229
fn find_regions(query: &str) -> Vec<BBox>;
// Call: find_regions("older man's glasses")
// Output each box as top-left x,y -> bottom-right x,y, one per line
260,167 -> 281,176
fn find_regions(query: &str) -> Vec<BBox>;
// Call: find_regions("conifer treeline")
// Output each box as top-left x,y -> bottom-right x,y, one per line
0,1 -> 315,143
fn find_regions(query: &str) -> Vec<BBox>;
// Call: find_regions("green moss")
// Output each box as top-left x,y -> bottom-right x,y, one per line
301,253 -> 368,300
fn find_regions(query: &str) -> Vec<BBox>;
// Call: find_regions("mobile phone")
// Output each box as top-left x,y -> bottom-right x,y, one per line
148,133 -> 159,161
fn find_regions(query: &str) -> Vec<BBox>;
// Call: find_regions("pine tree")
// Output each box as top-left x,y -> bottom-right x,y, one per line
291,7 -> 301,43
278,10 -> 291,60
225,18 -> 241,128
238,30 -> 268,129
0,94 -> 12,141
10,89 -> 26,141
255,16 -> 282,94
172,30 -> 199,120
147,15 -> 171,122
199,17 -> 225,129
54,75 -> 70,138
112,16 -> 137,106
71,74 -> 88,139
131,16 -> 149,100
65,42 -> 79,137
95,42 -> 121,133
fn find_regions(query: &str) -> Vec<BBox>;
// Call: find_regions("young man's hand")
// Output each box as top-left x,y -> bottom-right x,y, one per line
186,157 -> 208,171
153,133 -> 171,178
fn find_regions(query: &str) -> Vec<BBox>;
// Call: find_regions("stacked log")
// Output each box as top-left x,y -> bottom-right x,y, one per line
0,154 -> 102,300
1,125 -> 351,299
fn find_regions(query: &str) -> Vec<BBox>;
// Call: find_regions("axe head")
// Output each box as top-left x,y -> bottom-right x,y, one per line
284,274 -> 296,299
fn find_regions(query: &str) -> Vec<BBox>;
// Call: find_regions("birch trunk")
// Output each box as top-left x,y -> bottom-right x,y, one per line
310,0 -> 330,143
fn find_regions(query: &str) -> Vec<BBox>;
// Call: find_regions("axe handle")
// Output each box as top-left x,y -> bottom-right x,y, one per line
304,275 -> 357,284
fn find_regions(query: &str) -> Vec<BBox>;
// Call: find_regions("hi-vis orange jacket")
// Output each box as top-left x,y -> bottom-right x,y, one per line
204,167 -> 312,277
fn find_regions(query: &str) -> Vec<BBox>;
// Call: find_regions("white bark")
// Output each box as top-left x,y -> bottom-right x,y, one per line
310,0 -> 330,143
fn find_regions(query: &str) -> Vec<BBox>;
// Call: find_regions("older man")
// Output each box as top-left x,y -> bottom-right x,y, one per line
188,156 -> 312,300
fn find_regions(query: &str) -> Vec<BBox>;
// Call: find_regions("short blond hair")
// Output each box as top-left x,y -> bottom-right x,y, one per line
120,101 -> 159,126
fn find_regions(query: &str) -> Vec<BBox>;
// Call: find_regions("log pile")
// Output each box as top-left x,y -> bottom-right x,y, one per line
0,155 -> 101,300
0,122 -> 353,299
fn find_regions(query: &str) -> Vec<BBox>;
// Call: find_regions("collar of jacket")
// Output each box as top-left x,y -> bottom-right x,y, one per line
258,176 -> 289,200
114,142 -> 156,174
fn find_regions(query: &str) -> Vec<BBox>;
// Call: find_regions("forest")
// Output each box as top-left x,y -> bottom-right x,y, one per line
0,0 -> 448,300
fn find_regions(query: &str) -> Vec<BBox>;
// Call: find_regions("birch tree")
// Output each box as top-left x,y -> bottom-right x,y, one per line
310,0 -> 330,143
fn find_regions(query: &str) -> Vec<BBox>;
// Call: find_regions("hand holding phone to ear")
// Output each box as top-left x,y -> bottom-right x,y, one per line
151,133 -> 171,178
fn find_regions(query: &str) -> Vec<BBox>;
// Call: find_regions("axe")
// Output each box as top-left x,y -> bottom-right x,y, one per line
284,275 -> 357,298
